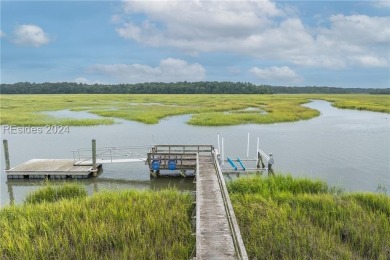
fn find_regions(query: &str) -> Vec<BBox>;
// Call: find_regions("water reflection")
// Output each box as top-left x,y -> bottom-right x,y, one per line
5,175 -> 195,205
43,109 -> 106,119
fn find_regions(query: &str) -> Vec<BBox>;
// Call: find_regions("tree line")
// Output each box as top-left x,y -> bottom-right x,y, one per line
1,81 -> 389,94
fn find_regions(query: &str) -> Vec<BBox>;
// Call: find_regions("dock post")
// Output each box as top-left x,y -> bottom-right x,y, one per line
217,133 -> 220,153
221,137 -> 224,166
92,139 -> 97,176
3,139 -> 10,170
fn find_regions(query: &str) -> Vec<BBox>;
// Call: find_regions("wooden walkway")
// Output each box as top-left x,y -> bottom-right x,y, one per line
6,159 -> 99,178
196,154 -> 248,259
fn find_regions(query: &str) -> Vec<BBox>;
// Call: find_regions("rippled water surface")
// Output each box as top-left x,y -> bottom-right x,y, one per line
1,100 -> 389,206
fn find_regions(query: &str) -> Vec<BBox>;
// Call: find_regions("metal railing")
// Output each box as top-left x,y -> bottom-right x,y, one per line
257,148 -> 270,161
72,145 -> 149,164
151,145 -> 214,155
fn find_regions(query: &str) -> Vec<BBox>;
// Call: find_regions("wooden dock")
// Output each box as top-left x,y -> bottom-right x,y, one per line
196,153 -> 248,259
146,144 -> 248,259
6,159 -> 100,179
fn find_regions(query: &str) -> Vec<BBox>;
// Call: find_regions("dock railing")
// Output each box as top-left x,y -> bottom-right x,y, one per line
151,145 -> 214,155
257,148 -> 270,161
212,151 -> 249,259
72,145 -> 149,165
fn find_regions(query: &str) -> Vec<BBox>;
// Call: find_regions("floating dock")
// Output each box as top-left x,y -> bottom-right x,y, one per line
5,159 -> 101,179
3,139 -> 103,179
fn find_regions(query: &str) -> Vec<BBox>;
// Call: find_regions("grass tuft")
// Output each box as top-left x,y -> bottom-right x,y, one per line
25,183 -> 88,204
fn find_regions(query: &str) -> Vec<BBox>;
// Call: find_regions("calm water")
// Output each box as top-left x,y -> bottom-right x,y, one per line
1,100 -> 389,206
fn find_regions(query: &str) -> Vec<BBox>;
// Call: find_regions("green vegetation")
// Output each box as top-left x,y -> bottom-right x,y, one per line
320,94 -> 390,113
1,94 -> 388,126
1,81 -> 389,94
0,187 -> 195,259
25,183 -> 87,204
2,176 -> 389,259
228,175 -> 390,259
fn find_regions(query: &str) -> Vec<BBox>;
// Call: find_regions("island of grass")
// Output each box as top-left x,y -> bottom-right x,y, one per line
0,94 -> 388,126
1,176 -> 389,259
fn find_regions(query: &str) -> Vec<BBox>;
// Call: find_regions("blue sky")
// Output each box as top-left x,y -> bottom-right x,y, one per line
1,0 -> 389,88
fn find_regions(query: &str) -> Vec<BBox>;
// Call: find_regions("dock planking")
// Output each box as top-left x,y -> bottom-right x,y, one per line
6,159 -> 100,178
196,155 -> 248,259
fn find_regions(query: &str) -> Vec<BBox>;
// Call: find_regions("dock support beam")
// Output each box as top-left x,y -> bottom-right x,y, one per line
92,139 -> 97,176
3,139 -> 10,170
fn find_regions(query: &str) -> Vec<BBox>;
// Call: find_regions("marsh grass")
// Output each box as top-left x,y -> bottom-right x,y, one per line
320,94 -> 390,113
0,187 -> 195,259
1,94 -> 387,126
228,175 -> 390,259
25,183 -> 87,204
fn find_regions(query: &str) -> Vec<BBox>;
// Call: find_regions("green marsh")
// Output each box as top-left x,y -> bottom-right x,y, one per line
1,176 -> 389,259
1,94 -> 388,126
0,186 -> 195,259
228,175 -> 390,259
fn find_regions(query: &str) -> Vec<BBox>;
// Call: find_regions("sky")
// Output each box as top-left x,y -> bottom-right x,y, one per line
0,0 -> 389,88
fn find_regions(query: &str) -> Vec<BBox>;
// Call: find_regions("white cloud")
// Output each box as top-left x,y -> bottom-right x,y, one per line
313,14 -> 390,68
325,15 -> 389,45
74,77 -> 105,85
349,55 -> 388,67
0,30 -> 5,38
115,1 -> 390,69
250,66 -> 304,83
13,24 -> 50,47
87,58 -> 205,83
373,1 -> 390,8
117,0 -> 284,53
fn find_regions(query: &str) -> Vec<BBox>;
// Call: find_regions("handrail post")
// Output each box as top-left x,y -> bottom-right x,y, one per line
3,139 -> 11,170
92,139 -> 97,176
217,133 -> 220,153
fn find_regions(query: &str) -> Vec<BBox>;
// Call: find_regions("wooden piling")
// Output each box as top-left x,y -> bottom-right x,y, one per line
3,139 -> 10,170
92,139 -> 97,176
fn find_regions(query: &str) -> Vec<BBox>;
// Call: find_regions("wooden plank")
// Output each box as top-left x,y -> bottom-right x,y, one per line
6,159 -> 97,176
214,154 -> 249,259
196,155 -> 237,259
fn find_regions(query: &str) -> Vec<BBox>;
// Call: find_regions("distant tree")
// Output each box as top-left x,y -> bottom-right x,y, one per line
0,81 -> 388,95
